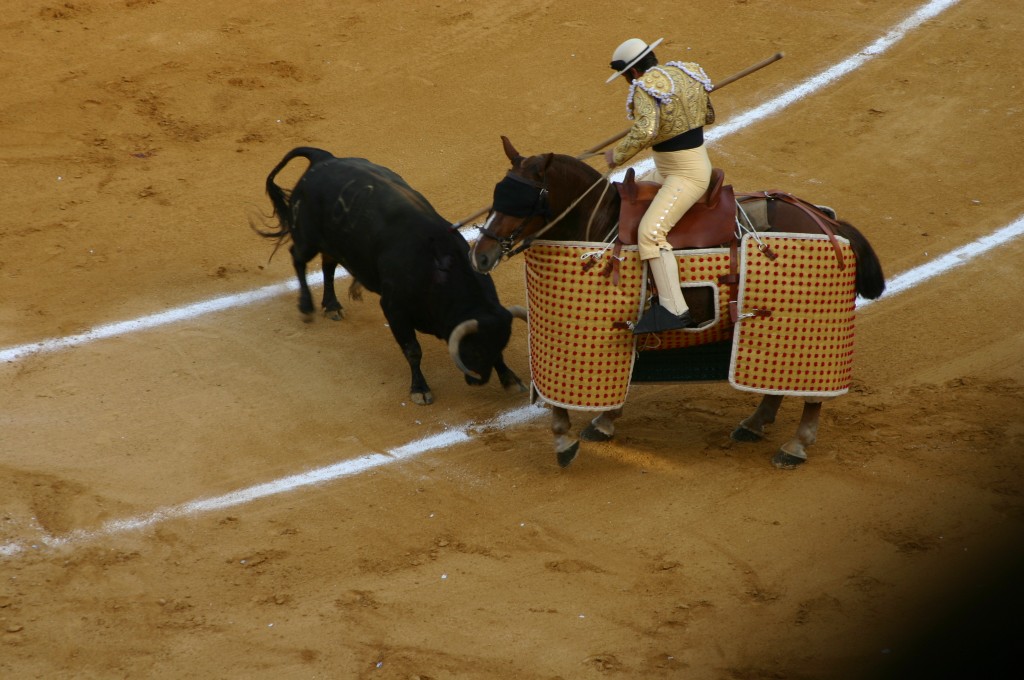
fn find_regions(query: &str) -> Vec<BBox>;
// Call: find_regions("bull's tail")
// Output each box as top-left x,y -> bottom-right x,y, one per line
835,220 -> 886,300
253,147 -> 336,239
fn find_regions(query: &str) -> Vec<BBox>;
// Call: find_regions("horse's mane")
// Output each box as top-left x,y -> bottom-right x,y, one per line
521,153 -> 619,242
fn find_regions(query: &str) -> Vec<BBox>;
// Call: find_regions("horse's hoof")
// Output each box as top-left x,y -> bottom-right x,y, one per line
556,442 -> 579,468
772,450 -> 806,469
731,426 -> 763,443
580,424 -> 613,442
324,307 -> 344,321
301,312 -> 316,324
411,391 -> 434,406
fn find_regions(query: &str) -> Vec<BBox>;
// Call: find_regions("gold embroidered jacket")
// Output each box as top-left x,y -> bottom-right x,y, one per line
612,61 -> 715,166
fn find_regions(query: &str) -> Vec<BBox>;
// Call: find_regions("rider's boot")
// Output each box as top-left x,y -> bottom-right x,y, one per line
633,250 -> 697,334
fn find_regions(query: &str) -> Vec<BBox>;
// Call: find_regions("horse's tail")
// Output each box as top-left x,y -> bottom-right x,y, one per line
252,147 -> 336,239
835,220 -> 886,299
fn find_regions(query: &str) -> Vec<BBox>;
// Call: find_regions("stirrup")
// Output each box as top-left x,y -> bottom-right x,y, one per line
632,306 -> 696,334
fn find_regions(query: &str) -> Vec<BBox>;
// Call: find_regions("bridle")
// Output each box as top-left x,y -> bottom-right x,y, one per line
478,171 -> 552,259
479,167 -> 614,260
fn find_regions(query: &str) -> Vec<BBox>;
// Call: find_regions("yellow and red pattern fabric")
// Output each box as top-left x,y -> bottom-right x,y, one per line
729,233 -> 858,397
650,250 -> 734,350
524,234 -> 861,408
524,241 -> 734,411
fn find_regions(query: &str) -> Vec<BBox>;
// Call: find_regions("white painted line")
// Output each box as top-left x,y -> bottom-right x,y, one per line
0,275 -> 310,364
626,0 -> 962,178
6,212 -> 1018,561
858,217 -> 1024,308
1,1 -> 985,559
0,0 -> 963,366
0,404 -> 545,558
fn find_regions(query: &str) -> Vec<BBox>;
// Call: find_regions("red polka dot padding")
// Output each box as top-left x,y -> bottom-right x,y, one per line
523,234 -> 858,409
524,241 -> 733,411
652,249 -> 735,350
729,233 -> 858,397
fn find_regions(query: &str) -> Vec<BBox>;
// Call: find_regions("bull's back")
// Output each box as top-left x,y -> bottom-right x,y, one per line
292,157 -> 455,292
304,158 -> 442,217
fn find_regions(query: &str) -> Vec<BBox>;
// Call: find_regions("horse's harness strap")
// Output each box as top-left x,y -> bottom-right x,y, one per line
607,240 -> 625,285
738,190 -> 847,269
501,170 -> 550,203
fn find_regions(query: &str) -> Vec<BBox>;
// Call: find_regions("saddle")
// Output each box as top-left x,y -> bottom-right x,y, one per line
616,167 -> 737,249
602,167 -> 847,325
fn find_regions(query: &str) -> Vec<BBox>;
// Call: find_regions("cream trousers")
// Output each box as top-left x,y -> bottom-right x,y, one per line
637,144 -> 712,260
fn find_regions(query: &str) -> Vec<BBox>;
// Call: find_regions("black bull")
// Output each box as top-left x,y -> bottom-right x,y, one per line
256,147 -> 527,405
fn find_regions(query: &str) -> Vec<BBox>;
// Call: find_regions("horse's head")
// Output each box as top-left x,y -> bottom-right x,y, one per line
470,136 -> 615,274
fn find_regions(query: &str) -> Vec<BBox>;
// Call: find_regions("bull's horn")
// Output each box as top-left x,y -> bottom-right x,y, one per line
507,305 -> 528,321
448,319 -> 482,380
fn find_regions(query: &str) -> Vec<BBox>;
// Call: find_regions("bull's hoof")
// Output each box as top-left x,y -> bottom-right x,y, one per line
502,377 -> 528,394
556,442 -> 579,468
772,450 -> 806,470
411,391 -> 434,406
580,424 -> 613,442
731,426 -> 764,443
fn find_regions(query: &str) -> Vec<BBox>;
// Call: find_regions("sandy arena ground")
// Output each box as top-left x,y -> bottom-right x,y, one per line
2,1 -> 1023,678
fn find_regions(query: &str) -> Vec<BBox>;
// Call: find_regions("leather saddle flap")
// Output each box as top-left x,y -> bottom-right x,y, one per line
617,167 -> 736,249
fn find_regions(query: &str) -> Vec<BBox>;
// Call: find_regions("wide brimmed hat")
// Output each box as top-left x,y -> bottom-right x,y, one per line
605,37 -> 663,83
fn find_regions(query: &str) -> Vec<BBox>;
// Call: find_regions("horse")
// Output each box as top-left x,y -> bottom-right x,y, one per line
470,136 -> 886,469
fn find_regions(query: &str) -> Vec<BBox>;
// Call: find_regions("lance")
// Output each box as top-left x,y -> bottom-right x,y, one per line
452,52 -> 784,229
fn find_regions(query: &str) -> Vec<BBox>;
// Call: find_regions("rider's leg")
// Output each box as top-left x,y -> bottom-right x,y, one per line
633,146 -> 712,334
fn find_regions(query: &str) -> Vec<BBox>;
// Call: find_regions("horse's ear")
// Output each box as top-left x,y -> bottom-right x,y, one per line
501,135 -> 523,167
541,153 -> 556,173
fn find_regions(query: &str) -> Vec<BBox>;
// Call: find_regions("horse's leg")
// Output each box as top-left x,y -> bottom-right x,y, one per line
320,255 -> 344,320
731,394 -> 784,442
581,406 -> 624,442
772,400 -> 822,469
551,406 -> 579,468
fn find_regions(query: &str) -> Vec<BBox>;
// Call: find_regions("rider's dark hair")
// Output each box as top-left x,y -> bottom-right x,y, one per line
610,51 -> 659,81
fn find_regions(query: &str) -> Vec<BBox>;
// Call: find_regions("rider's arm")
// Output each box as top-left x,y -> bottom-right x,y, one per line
612,87 -> 659,167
